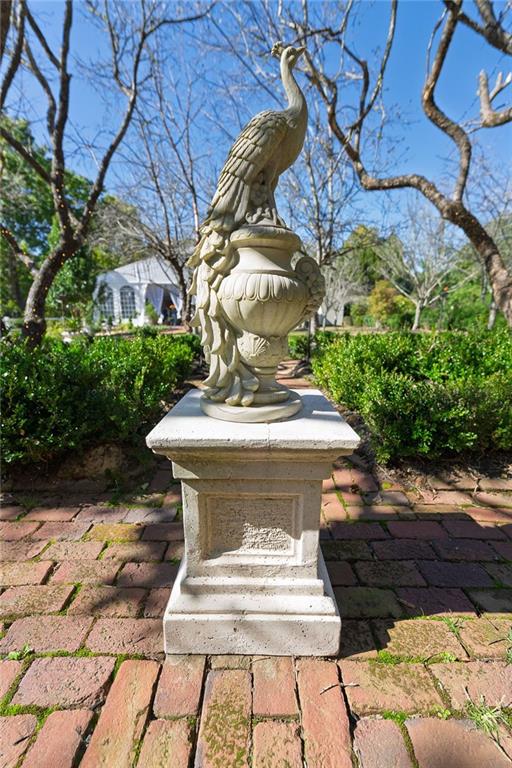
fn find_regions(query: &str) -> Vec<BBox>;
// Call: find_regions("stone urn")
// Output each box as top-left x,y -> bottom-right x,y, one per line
199,223 -> 324,422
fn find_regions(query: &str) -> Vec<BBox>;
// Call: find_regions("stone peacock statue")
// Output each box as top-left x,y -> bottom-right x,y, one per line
188,42 -> 324,418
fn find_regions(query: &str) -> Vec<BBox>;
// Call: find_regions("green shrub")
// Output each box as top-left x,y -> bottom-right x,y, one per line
1,333 -> 200,467
312,330 -> 512,461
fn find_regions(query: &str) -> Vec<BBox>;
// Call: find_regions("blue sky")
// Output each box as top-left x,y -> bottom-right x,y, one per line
4,1 -> 512,230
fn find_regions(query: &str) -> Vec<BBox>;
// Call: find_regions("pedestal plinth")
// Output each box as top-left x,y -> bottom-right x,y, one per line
146,388 -> 360,656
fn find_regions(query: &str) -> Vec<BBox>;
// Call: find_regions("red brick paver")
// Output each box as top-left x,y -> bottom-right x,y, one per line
252,721 -> 303,768
2,458 -> 512,767
354,719 -> 413,768
85,617 -> 163,656
406,717 -> 512,767
154,655 -> 206,717
0,615 -> 93,653
81,660 -> 159,768
137,719 -> 192,768
195,670 -> 251,768
297,658 -> 352,768
252,656 -> 298,716
12,656 -> 115,708
0,715 -> 38,768
0,660 -> 21,699
22,709 -> 92,768
339,660 -> 443,715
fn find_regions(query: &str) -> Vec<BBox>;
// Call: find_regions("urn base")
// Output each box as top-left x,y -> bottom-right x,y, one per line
200,388 -> 303,423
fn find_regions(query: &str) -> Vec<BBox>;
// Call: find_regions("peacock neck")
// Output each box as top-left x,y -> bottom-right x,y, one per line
281,59 -> 304,115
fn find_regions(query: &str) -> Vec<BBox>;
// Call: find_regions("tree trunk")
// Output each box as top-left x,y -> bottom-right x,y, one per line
177,271 -> 192,330
22,244 -> 71,347
412,302 -> 422,331
339,303 -> 345,327
442,205 -> 512,327
487,297 -> 497,330
6,249 -> 23,313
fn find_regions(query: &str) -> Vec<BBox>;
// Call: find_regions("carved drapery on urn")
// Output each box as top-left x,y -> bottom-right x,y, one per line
187,42 -> 325,422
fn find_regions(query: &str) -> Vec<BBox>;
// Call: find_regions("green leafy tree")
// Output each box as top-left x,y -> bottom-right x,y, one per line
368,280 -> 414,329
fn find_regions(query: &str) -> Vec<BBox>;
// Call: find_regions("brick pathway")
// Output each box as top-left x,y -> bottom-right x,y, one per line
1,382 -> 512,765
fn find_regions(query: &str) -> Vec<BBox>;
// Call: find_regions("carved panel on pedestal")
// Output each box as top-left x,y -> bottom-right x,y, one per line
204,494 -> 300,560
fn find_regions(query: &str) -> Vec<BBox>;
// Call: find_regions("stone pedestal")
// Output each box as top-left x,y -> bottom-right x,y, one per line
146,388 -> 359,656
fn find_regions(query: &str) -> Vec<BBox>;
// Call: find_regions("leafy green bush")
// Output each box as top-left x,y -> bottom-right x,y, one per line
1,333 -> 200,467
312,330 -> 512,461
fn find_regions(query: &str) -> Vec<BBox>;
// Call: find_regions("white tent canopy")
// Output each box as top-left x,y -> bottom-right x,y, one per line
93,256 -> 183,326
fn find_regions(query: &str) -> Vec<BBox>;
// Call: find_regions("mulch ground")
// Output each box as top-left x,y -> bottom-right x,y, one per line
1,365 -> 512,767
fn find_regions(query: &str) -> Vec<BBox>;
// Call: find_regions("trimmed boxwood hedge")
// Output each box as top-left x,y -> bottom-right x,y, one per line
1,331 -> 200,467
311,330 -> 512,462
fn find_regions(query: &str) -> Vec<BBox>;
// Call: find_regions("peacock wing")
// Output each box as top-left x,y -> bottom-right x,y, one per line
208,109 -> 288,225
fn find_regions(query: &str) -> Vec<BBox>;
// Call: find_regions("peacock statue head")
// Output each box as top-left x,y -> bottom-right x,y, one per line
271,41 -> 305,69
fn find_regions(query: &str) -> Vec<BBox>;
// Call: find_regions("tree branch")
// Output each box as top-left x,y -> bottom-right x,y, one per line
0,0 -> 26,111
0,225 -> 38,276
479,70 -> 512,127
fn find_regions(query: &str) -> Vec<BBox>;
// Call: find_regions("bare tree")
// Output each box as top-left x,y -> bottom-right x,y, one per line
269,0 -> 512,325
0,0 -> 210,345
321,250 -> 367,327
378,203 -> 475,330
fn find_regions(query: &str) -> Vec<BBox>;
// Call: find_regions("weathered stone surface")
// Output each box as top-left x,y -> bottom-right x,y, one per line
0,540 -> 48,561
0,659 -> 21,699
43,540 -> 104,560
0,560 -> 53,586
85,618 -> 163,657
195,670 -> 251,768
459,618 -> 512,659
252,656 -> 297,716
334,587 -> 402,618
339,620 -> 378,660
22,709 -> 92,768
12,656 -> 115,708
81,660 -> 159,768
67,585 -> 146,617
137,719 -> 191,768
442,519 -> 507,539
396,587 -> 476,617
31,521 -> 90,540
353,719 -> 413,768
252,722 -> 303,768
154,655 -> 206,717
0,585 -> 74,618
339,660 -> 442,715
371,539 -> 436,560
355,560 -> 426,587
363,490 -> 410,506
406,717 -> 512,768
51,560 -> 120,585
123,507 -> 176,524
101,541 -> 166,561
0,615 -> 93,653
430,660 -> 512,709
467,588 -> 512,614
0,715 -> 37,768
372,619 -> 466,659
296,658 -> 352,768
116,561 -> 178,588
